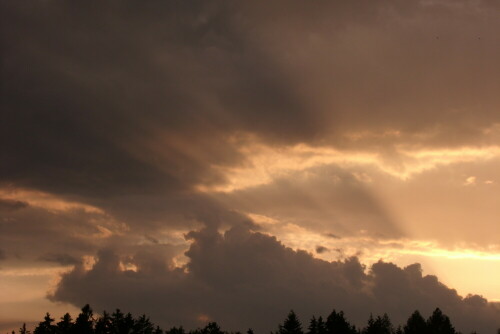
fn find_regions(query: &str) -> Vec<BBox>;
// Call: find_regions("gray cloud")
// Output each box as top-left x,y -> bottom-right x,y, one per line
51,226 -> 500,334
2,0 -> 500,205
38,253 -> 80,266
0,199 -> 29,212
315,246 -> 329,254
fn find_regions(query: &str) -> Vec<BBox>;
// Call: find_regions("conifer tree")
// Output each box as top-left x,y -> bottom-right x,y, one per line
133,315 -> 154,334
165,327 -> 184,334
325,310 -> 356,334
363,314 -> 393,334
73,305 -> 94,334
403,311 -> 426,334
95,312 -> 112,334
34,313 -> 56,334
278,311 -> 303,334
427,308 -> 455,334
20,323 -> 30,334
308,317 -> 318,334
316,317 -> 325,334
201,322 -> 223,334
57,313 -> 73,334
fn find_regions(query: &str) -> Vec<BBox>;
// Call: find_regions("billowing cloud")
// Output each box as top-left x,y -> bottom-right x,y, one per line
51,226 -> 500,333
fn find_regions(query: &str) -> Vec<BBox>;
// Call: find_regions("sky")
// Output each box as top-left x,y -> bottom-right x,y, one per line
1,0 -> 500,333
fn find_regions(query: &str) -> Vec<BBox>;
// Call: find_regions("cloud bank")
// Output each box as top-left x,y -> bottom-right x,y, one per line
51,226 -> 500,333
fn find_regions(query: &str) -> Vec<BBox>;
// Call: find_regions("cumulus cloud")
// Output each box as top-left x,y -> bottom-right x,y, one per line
51,226 -> 500,334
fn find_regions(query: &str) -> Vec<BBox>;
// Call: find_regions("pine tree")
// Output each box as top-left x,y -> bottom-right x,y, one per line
20,323 -> 30,334
201,323 -> 223,334
34,313 -> 56,334
403,311 -> 426,334
278,311 -> 303,334
316,317 -> 326,334
325,310 -> 356,334
427,308 -> 455,334
363,314 -> 393,334
57,313 -> 74,334
308,317 -> 318,334
95,312 -> 112,334
133,315 -> 154,334
165,327 -> 184,334
73,305 -> 94,334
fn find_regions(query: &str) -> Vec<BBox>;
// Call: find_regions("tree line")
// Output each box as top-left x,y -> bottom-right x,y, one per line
10,304 -> 487,334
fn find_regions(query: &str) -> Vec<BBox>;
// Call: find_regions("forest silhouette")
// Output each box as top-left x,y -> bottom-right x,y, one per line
11,304 -> 491,334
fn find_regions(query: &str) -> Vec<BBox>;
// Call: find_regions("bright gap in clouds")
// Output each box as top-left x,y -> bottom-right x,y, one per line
199,137 -> 500,193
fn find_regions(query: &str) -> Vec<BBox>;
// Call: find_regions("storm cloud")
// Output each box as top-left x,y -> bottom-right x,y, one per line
51,226 -> 500,333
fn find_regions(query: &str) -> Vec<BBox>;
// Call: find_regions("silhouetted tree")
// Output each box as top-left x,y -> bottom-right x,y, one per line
308,317 -> 318,334
57,313 -> 73,334
165,327 -> 184,334
153,327 -> 162,334
133,315 -> 154,334
427,309 -> 455,334
363,314 -> 393,334
35,313 -> 56,334
325,310 -> 356,334
20,323 -> 30,334
201,323 -> 224,334
111,310 -> 135,334
73,305 -> 94,334
403,311 -> 426,334
278,311 -> 303,334
246,329 -> 254,334
316,317 -> 325,334
95,312 -> 112,334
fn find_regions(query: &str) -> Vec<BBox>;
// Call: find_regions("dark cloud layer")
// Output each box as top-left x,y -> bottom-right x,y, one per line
2,0 -> 500,204
51,226 -> 500,334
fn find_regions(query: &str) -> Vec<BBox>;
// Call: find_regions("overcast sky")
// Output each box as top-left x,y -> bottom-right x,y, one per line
1,1 -> 500,333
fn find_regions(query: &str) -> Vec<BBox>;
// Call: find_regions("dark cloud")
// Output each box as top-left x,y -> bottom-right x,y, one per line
315,246 -> 329,254
0,204 -> 107,262
51,226 -> 500,334
0,199 -> 29,212
2,0 -> 500,205
38,253 -> 80,266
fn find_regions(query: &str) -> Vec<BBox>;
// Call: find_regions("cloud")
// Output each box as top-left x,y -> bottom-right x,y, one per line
51,226 -> 500,334
315,246 -> 329,254
0,198 -> 29,212
2,0 -> 500,206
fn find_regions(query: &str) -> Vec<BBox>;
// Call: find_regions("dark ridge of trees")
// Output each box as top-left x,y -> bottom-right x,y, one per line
11,305 -> 495,334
